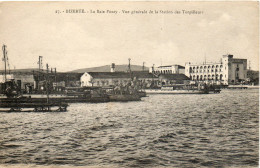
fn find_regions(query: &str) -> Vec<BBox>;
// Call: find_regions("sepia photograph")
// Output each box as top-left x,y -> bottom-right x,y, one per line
0,1 -> 259,168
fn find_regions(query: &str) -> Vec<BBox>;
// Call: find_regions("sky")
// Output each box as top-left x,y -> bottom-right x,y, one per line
0,1 -> 258,72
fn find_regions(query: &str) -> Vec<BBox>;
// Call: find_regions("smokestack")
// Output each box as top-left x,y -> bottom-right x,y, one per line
111,63 -> 115,72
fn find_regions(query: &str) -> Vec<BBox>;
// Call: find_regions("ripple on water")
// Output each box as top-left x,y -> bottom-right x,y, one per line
0,89 -> 258,167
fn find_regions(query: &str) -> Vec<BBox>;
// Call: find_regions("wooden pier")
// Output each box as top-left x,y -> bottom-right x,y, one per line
0,102 -> 68,112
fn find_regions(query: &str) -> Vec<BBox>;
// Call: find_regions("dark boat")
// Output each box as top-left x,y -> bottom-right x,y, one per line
137,91 -> 147,97
108,94 -> 141,102
102,86 -> 142,102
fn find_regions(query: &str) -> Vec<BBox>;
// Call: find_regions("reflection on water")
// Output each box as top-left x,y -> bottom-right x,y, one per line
0,89 -> 258,167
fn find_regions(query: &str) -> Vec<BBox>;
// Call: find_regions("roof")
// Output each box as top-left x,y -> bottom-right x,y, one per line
158,65 -> 185,69
87,71 -> 156,79
87,72 -> 131,78
158,74 -> 190,80
132,71 -> 155,78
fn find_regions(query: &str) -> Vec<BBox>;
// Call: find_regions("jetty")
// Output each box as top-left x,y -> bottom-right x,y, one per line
0,102 -> 68,112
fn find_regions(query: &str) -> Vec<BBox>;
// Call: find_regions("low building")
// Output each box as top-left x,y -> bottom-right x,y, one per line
149,65 -> 185,75
185,54 -> 247,85
80,71 -> 156,87
81,72 -> 131,87
80,71 -> 190,88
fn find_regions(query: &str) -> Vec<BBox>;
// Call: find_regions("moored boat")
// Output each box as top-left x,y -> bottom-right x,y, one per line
108,94 -> 141,102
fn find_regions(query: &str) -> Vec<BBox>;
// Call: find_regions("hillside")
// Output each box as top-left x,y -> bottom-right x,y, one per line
0,68 -> 41,74
69,64 -> 149,73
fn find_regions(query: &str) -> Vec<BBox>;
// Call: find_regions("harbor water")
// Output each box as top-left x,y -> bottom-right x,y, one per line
0,89 -> 258,168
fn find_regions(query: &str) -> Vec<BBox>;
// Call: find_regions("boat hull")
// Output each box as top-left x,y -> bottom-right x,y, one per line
109,94 -> 141,102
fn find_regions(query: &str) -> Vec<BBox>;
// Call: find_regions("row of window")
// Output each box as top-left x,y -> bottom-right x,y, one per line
190,65 -> 223,69
190,68 -> 222,73
191,74 -> 226,80
154,70 -> 175,74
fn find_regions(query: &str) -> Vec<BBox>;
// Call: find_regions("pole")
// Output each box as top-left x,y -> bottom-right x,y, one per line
2,45 -> 7,82
142,62 -> 145,72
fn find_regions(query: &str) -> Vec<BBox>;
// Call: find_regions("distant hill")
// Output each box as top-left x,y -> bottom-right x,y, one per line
69,64 -> 149,73
0,68 -> 40,74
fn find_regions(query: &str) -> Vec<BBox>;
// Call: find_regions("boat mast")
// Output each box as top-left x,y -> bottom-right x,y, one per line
2,44 -> 7,82
128,58 -> 132,79
46,63 -> 49,104
37,56 -> 42,90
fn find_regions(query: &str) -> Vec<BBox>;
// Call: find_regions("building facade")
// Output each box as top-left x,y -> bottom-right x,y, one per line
149,65 -> 185,75
80,71 -> 191,88
80,72 -> 156,87
185,54 -> 247,85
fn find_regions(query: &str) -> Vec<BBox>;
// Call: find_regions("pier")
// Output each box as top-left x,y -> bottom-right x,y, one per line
0,102 -> 68,112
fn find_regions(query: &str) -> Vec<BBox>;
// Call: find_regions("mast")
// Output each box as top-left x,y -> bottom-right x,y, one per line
2,45 -> 7,82
142,62 -> 145,72
54,68 -> 57,90
37,56 -> 43,91
46,63 -> 49,104
128,58 -> 132,79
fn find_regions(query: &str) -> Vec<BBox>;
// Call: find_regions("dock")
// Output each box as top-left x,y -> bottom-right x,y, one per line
0,102 -> 68,112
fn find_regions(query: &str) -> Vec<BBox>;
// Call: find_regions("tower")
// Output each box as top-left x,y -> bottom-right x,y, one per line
110,63 -> 115,72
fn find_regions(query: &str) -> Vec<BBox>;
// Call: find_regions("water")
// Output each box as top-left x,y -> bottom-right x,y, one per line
0,89 -> 258,168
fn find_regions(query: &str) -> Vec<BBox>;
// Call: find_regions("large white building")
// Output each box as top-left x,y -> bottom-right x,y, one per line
185,54 -> 247,85
149,65 -> 185,74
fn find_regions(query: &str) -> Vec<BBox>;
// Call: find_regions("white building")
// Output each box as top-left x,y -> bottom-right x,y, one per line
185,54 -> 247,85
80,71 -> 156,87
149,65 -> 185,74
